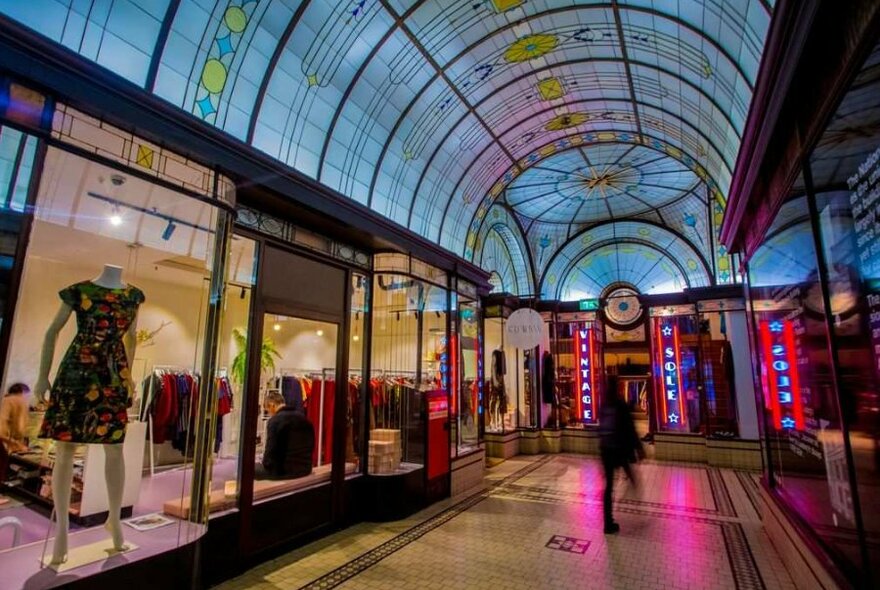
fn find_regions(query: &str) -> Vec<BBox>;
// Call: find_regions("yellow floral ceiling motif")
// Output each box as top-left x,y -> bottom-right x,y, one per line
504,34 -> 558,63
545,112 -> 589,131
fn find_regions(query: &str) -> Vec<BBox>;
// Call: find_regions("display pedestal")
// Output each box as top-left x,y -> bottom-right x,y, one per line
41,541 -> 138,572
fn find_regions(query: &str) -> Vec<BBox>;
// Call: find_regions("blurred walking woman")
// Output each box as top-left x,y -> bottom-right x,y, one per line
598,374 -> 643,534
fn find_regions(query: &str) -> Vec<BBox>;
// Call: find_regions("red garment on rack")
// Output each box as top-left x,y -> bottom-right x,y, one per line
307,380 -> 336,466
151,373 -> 178,443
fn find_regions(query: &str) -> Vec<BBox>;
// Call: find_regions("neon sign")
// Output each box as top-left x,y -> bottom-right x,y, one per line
656,321 -> 686,427
574,324 -> 597,423
759,319 -> 804,430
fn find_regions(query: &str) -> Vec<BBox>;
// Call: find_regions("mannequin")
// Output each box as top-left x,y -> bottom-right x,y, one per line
488,349 -> 507,431
34,264 -> 144,565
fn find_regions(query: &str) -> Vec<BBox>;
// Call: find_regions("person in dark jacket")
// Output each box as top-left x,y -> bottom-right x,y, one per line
256,390 -> 314,480
599,374 -> 643,534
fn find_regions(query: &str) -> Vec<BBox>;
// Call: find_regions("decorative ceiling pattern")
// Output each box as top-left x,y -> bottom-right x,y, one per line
1,0 -> 774,297
541,220 -> 711,299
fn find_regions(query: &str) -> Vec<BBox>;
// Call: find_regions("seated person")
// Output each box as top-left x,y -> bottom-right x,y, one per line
256,391 -> 314,480
0,383 -> 29,455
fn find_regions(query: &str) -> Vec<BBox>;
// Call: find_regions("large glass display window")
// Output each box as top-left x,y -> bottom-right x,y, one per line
747,188 -> 859,574
551,317 -> 604,427
210,235 -> 258,515
0,146 -> 227,581
483,310 -> 524,433
456,296 -> 481,454
649,311 -> 702,433
370,273 -> 440,474
248,313 -> 344,504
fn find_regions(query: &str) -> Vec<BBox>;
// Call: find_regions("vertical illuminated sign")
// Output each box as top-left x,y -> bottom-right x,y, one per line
759,319 -> 804,430
656,320 -> 686,427
574,324 -> 596,423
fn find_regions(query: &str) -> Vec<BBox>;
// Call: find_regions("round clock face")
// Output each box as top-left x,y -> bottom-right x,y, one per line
605,288 -> 642,326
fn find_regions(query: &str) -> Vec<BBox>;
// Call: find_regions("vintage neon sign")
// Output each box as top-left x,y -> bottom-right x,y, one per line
759,319 -> 804,430
574,324 -> 597,423
656,320 -> 686,427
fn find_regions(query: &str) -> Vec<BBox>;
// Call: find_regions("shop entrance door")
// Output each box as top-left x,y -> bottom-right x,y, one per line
241,244 -> 349,555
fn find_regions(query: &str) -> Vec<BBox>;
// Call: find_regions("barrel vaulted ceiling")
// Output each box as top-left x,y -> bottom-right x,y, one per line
2,0 -> 774,297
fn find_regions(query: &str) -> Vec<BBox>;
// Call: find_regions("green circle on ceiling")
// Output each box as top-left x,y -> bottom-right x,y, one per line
224,6 -> 247,33
202,59 -> 227,94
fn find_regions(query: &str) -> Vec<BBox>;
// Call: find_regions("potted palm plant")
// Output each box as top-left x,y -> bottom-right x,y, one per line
231,328 -> 281,386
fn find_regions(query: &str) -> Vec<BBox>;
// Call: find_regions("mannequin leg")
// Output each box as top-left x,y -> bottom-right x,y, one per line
50,442 -> 77,564
103,444 -> 127,551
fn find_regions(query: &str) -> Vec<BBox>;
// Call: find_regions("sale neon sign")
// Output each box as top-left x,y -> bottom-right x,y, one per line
574,324 -> 597,423
656,321 -> 686,427
759,320 -> 804,430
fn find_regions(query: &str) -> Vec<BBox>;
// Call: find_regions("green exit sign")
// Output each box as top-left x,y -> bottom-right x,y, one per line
579,299 -> 600,311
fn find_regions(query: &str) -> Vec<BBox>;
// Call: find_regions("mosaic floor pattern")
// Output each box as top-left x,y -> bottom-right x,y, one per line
216,455 -> 796,590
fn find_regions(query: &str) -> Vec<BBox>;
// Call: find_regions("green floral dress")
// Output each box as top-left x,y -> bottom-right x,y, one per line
39,281 -> 145,444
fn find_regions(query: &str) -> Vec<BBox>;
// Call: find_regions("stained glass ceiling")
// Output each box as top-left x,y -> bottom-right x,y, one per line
1,0 -> 774,298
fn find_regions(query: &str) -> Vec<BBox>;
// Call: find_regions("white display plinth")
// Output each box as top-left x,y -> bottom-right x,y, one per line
78,421 -> 146,518
42,540 -> 138,572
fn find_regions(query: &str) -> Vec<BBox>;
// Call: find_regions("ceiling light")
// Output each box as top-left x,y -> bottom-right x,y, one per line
353,334 -> 360,342
273,323 -> 281,332
316,329 -> 324,336
109,205 -> 122,226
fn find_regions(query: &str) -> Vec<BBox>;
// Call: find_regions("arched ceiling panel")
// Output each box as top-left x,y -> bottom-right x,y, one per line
1,0 -> 774,298
542,220 -> 711,299
557,243 -> 689,300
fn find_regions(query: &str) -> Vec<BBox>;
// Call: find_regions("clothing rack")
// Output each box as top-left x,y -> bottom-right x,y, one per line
142,364 -> 194,477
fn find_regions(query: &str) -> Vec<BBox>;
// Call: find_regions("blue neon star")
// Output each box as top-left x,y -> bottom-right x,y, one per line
769,320 -> 784,333
661,325 -> 672,337
781,416 -> 796,429
668,413 -> 679,424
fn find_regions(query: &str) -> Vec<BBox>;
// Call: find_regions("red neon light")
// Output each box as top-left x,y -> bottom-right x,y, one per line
759,321 -> 782,429
574,326 -> 585,422
783,321 -> 805,430
655,319 -> 668,424
588,325 -> 596,422
450,333 -> 458,416
672,324 -> 686,426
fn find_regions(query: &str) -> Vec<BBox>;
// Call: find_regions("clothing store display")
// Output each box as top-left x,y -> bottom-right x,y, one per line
541,351 -> 556,405
40,281 -> 144,445
259,406 -> 314,480
139,370 -> 232,453
0,393 -> 28,452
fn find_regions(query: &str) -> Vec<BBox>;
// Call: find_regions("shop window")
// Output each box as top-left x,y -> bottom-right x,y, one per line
483,316 -> 520,433
347,273 -> 368,473
250,315 -> 343,502
650,314 -> 702,433
211,235 -> 258,514
0,126 -> 38,342
802,37 -> 880,580
0,146 -> 225,577
370,273 -> 438,474
552,320 -> 604,428
747,189 -> 860,574
456,298 -> 481,454
695,310 -> 739,437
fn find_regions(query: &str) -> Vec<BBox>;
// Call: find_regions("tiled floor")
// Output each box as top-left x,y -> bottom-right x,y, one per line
216,455 -> 796,590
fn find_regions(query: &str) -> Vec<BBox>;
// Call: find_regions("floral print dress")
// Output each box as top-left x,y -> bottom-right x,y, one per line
39,281 -> 145,444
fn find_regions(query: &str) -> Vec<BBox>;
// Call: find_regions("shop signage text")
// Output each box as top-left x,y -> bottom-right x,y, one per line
656,321 -> 686,428
574,324 -> 596,423
759,319 -> 804,430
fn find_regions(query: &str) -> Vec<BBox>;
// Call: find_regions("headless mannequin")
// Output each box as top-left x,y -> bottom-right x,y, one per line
33,265 -> 136,565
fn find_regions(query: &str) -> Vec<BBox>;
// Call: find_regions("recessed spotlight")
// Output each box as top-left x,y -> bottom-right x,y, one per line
109,214 -> 123,226
352,334 -> 360,342
316,329 -> 324,336
273,323 -> 281,331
